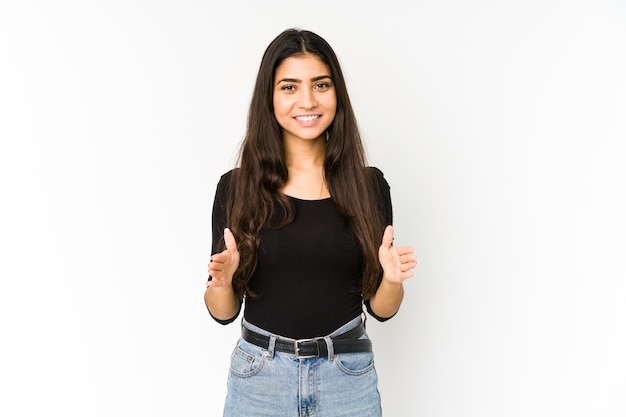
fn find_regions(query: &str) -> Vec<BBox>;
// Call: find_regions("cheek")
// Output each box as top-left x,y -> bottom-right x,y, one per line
327,101 -> 337,121
272,96 -> 289,118
272,100 -> 290,129
326,93 -> 338,116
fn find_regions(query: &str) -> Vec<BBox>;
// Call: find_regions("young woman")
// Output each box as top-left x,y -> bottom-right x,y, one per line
205,28 -> 418,417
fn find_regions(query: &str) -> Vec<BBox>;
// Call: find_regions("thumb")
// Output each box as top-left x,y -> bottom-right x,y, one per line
380,225 -> 394,248
224,228 -> 238,252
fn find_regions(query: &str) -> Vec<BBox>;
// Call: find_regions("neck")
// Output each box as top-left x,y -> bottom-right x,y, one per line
280,135 -> 329,199
283,136 -> 326,169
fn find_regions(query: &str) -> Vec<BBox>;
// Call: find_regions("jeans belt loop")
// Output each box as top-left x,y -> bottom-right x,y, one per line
323,336 -> 334,360
267,334 -> 277,359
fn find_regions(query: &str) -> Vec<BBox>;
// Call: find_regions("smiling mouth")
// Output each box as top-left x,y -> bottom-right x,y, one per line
294,115 -> 320,121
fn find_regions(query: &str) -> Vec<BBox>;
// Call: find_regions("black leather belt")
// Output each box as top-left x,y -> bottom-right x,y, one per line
241,321 -> 372,358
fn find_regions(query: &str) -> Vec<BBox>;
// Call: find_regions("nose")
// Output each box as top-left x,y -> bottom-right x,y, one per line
298,89 -> 317,109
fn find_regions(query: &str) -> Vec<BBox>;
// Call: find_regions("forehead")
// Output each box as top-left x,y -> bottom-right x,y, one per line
274,54 -> 331,79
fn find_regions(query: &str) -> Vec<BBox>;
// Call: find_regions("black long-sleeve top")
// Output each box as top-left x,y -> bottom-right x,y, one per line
209,167 -> 394,339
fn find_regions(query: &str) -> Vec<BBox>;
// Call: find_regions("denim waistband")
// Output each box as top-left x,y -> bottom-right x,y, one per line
242,313 -> 365,341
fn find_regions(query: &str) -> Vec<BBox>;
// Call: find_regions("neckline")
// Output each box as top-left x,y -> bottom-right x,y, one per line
284,194 -> 332,202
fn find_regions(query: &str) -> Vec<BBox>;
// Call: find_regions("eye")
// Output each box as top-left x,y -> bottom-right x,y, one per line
280,85 -> 296,92
314,82 -> 330,90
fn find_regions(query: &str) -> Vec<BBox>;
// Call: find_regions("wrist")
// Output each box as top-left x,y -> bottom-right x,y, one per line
381,273 -> 404,287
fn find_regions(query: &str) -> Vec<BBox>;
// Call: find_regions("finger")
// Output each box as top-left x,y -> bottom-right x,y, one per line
395,246 -> 415,256
208,267 -> 226,280
380,225 -> 394,248
401,271 -> 416,280
401,261 -> 418,272
400,253 -> 418,263
206,277 -> 224,287
210,251 -> 229,263
224,228 -> 238,252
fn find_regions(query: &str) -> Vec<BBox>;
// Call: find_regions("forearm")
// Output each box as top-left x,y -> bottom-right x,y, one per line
368,278 -> 404,319
204,285 -> 240,321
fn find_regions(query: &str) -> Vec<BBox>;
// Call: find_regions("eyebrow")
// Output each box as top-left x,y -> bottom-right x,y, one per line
276,75 -> 332,85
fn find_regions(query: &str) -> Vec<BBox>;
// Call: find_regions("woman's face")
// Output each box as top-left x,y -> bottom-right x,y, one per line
273,54 -> 337,144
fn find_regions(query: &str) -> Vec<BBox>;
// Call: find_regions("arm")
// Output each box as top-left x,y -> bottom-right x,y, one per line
204,228 -> 241,321
204,171 -> 241,323
368,225 -> 418,318
204,286 -> 240,321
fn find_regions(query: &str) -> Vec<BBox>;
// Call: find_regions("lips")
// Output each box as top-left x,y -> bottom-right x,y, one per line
294,115 -> 320,121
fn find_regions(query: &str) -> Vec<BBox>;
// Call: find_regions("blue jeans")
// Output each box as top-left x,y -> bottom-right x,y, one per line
223,315 -> 382,417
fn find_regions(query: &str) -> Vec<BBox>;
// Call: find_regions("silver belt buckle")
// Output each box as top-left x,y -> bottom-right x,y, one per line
294,338 -> 318,359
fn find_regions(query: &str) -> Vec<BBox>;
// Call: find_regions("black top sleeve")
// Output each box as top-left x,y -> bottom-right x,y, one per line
210,170 -> 231,256
363,167 -> 397,321
208,170 -> 242,325
369,166 -> 393,227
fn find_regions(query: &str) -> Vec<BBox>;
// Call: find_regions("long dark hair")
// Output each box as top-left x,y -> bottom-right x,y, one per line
225,28 -> 385,301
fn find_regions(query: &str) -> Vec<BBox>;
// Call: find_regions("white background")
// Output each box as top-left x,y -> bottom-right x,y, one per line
1,1 -> 625,416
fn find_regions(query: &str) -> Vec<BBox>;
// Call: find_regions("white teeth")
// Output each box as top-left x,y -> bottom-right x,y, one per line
295,115 -> 319,121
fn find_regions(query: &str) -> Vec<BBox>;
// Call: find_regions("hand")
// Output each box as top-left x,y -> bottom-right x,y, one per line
207,228 -> 240,288
378,225 -> 418,284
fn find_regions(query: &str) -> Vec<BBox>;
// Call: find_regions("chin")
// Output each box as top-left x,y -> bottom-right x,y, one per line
288,131 -> 326,141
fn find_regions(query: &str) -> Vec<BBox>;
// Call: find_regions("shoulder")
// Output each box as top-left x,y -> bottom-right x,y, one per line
367,166 -> 393,222
367,166 -> 391,191
216,168 -> 239,189
213,168 -> 239,201
218,168 -> 238,183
